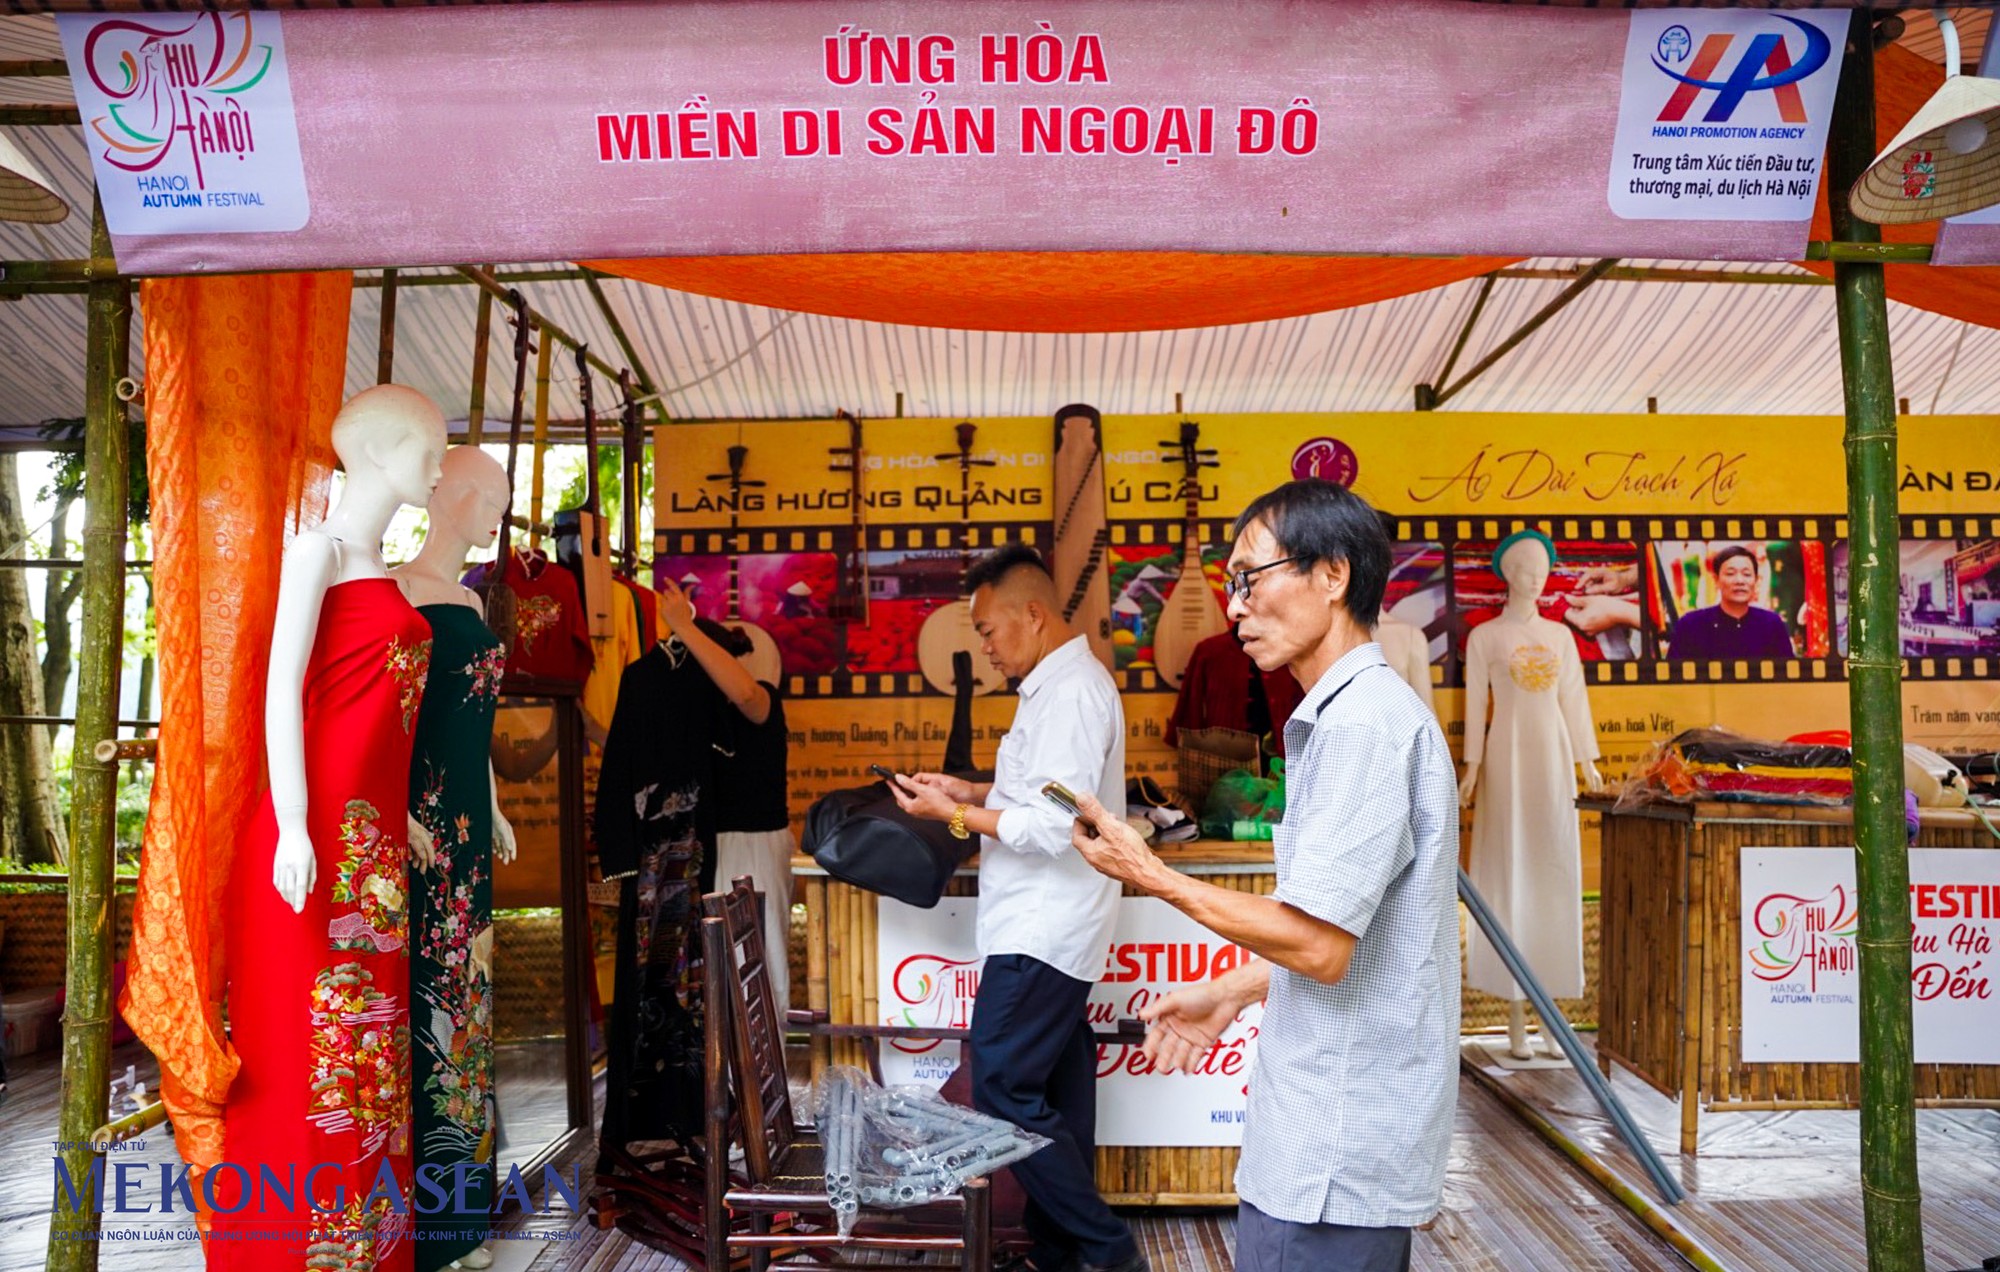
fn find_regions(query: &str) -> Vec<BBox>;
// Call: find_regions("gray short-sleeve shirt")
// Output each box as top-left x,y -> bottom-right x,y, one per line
1234,643 -> 1461,1228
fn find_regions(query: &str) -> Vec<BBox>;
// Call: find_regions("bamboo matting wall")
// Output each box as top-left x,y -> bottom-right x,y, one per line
803,863 -> 1602,1205
0,889 -> 135,993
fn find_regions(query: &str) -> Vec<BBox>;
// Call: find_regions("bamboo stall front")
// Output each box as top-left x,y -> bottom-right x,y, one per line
1590,796 -> 2000,1155
796,842 -> 1274,1207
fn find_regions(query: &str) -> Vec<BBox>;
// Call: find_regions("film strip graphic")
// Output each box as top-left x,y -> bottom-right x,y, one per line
655,511 -> 2000,697
655,522 -> 1043,700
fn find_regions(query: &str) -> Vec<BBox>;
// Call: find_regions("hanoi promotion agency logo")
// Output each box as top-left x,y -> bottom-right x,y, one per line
57,11 -> 310,234
1650,15 -> 1830,126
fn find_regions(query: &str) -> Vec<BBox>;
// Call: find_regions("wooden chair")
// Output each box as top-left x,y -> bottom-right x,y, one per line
703,876 -> 994,1272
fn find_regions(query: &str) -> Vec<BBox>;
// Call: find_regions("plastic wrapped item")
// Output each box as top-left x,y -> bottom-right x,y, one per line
1614,727 -> 1853,810
1200,759 -> 1285,839
813,1065 -> 1049,1236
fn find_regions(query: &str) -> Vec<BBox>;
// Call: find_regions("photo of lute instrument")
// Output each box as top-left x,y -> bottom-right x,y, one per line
1150,420 -> 1226,688
705,442 -> 784,686
915,422 -> 1007,697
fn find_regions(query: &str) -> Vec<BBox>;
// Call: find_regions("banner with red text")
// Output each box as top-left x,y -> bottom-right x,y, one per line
877,896 -> 1262,1146
1741,847 -> 2000,1065
59,3 -> 1846,273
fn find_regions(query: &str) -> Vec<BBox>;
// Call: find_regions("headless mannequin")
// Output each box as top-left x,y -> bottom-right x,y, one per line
1458,538 -> 1603,1060
391,446 -> 518,873
268,385 -> 447,912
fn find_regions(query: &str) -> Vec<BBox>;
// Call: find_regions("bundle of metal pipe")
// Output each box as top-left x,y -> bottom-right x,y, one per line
817,1068 -> 1050,1216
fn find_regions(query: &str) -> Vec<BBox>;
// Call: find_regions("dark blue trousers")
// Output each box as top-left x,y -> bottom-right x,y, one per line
970,954 -> 1137,1269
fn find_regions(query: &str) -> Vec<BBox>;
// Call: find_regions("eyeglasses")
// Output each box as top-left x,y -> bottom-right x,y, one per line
1223,556 -> 1307,602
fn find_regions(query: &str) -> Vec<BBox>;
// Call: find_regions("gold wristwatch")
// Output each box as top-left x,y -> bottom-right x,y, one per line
948,803 -> 971,840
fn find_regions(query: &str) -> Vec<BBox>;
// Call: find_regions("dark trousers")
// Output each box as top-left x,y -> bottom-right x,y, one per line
1236,1201 -> 1412,1272
970,954 -> 1136,1269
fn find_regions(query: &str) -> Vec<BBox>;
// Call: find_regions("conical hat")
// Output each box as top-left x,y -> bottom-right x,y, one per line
0,130 -> 69,224
1850,74 -> 2000,224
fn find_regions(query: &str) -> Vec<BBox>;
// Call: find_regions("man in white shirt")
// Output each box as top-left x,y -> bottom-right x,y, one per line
892,544 -> 1142,1272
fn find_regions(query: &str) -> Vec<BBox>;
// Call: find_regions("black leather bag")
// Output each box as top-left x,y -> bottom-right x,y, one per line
804,651 -> 981,908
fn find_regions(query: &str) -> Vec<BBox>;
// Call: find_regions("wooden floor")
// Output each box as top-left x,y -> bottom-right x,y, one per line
5,1034 -> 1997,1271
1469,1036 -> 2000,1272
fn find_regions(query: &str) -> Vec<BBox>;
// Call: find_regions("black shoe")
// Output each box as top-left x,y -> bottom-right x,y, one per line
1079,1257 -> 1150,1272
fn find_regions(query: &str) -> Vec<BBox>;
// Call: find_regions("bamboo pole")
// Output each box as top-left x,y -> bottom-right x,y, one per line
46,196 -> 129,1272
375,266 -> 399,384
466,275 -> 495,445
1827,14 -> 1923,1272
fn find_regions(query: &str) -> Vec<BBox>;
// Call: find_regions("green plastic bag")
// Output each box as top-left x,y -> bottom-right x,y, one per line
1201,759 -> 1285,840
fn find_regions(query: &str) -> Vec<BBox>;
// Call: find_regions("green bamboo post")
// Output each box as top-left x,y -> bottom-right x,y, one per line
46,197 -> 130,1271
1827,13 -> 1924,1272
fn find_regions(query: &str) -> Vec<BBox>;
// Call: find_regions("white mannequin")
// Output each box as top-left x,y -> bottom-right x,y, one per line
1375,615 -> 1433,708
267,385 -> 447,914
390,445 -> 518,872
1459,535 -> 1603,1060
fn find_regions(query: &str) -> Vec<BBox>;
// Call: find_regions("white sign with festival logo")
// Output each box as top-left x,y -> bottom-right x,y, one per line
877,896 -> 1263,1147
1609,10 -> 1846,221
58,13 -> 310,236
1741,848 -> 2000,1064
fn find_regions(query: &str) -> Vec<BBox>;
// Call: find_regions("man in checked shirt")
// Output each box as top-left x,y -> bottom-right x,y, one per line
1069,480 -> 1460,1272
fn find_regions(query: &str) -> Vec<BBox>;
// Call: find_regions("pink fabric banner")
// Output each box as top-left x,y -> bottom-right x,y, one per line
61,1 -> 1850,274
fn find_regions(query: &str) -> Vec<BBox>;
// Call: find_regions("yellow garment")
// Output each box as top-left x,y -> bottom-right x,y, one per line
583,580 -> 643,737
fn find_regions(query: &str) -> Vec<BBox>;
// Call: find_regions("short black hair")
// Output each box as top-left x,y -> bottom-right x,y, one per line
1231,480 -> 1391,627
963,542 -> 1050,595
1710,543 -> 1759,574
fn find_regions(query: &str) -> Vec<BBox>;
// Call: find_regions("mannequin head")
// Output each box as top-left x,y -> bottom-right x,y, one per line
330,384 -> 448,507
426,446 -> 511,550
1491,529 -> 1557,602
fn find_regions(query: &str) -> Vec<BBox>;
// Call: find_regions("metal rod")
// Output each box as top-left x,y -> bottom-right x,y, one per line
0,716 -> 160,728
1433,272 -> 1498,393
0,559 -> 152,569
1461,1062 -> 1731,1272
1432,259 -> 1617,407
1828,13 -> 1924,1271
1493,266 -> 1829,287
1457,867 -> 1684,1205
456,266 -> 624,383
0,103 -> 77,125
376,266 -> 398,385
583,272 -> 671,428
47,196 -> 128,1272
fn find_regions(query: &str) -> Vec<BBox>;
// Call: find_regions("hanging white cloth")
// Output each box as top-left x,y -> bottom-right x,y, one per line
716,828 -> 797,1011
1462,615 -> 1598,1000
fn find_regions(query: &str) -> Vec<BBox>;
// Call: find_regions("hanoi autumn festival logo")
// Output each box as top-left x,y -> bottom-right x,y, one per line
1748,884 -> 1858,990
78,13 -> 270,193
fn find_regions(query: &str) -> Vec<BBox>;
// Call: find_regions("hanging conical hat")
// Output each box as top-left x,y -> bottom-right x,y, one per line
1850,74 -> 2000,224
0,130 -> 69,224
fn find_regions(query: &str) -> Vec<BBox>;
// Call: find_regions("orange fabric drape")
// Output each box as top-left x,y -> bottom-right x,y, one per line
1802,42 -> 2000,326
584,251 -> 1511,332
122,273 -> 352,1181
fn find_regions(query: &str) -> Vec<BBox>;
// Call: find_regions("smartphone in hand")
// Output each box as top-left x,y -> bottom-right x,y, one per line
868,764 -> 897,782
1042,780 -> 1100,839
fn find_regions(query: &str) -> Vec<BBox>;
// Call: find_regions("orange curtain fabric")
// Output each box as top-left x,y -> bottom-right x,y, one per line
1797,42 -> 2000,328
584,251 -> 1510,333
122,273 -> 352,1180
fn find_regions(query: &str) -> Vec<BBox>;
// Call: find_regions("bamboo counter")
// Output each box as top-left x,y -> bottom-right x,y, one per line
1587,795 -> 2000,1154
793,842 -> 1275,1207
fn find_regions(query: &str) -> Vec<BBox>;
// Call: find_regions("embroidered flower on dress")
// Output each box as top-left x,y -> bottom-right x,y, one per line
386,635 -> 432,733
331,799 -> 408,949
462,643 -> 507,703
514,594 -> 561,656
309,961 -> 411,1161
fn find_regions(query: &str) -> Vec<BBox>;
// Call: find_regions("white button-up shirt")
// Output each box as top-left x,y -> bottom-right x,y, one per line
1236,643 -> 1461,1228
978,634 -> 1126,983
